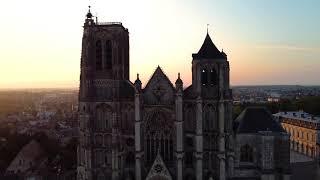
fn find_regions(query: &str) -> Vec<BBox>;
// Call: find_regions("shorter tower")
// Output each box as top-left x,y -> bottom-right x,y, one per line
183,32 -> 233,180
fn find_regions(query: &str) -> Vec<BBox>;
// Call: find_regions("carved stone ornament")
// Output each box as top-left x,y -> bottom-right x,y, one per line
152,84 -> 166,104
146,151 -> 172,180
93,79 -> 114,87
145,110 -> 173,138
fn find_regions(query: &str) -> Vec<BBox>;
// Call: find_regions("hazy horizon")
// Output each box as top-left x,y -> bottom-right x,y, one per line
1,0 -> 320,89
1,83 -> 320,91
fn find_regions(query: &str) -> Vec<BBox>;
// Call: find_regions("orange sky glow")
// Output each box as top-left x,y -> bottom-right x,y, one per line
0,0 -> 319,89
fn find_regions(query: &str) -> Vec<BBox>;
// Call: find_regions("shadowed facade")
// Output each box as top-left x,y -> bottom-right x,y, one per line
77,7 -> 290,180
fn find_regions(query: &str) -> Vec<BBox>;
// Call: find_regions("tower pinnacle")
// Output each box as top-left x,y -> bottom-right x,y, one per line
86,5 -> 93,19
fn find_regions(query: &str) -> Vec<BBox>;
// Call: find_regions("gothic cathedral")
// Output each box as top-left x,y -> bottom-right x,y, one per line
78,8 -> 289,180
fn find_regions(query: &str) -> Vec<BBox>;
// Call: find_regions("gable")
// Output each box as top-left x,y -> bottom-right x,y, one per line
146,152 -> 172,180
142,66 -> 175,105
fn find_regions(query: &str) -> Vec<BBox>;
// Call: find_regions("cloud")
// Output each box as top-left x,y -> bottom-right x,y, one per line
255,44 -> 320,53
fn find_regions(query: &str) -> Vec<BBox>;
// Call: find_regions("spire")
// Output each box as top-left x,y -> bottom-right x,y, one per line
175,73 -> 183,91
86,5 -> 93,19
175,73 -> 183,85
221,48 -> 227,57
134,73 -> 142,92
192,33 -> 226,59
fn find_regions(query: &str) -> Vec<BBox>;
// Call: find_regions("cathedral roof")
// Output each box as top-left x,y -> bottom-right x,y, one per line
183,85 -> 196,99
235,107 -> 285,134
192,33 -> 226,59
119,80 -> 135,98
144,66 -> 175,91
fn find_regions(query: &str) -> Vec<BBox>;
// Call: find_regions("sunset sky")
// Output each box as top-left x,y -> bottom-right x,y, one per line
0,0 -> 319,89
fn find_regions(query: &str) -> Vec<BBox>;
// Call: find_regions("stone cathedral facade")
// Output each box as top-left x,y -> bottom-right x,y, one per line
78,8 -> 291,180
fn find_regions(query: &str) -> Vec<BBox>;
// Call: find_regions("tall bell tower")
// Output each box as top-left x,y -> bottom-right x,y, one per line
191,32 -> 234,180
78,7 -> 135,180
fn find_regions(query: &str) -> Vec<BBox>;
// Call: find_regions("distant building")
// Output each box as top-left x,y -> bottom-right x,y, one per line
274,111 -> 320,159
6,140 -> 48,174
234,107 -> 291,180
267,92 -> 281,102
36,111 -> 55,120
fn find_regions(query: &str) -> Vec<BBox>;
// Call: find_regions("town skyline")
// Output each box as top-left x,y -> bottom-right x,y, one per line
1,0 -> 319,89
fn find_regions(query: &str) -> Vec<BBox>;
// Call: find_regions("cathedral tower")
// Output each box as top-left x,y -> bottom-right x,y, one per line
183,33 -> 234,180
78,7 -> 135,180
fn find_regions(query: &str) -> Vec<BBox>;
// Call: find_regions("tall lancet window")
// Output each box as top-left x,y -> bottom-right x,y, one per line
240,144 -> 253,162
96,40 -> 102,70
96,104 -> 112,131
145,111 -> 174,163
104,40 -> 112,69
210,68 -> 218,85
203,104 -> 216,132
201,69 -> 208,85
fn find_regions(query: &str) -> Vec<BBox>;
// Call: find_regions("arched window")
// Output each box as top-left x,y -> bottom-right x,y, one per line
210,68 -> 218,85
104,152 -> 111,165
95,150 -> 104,166
95,134 -> 103,146
145,111 -> 174,163
185,151 -> 193,166
96,40 -> 102,70
185,106 -> 195,132
104,135 -> 111,147
129,110 -> 135,132
240,144 -> 253,162
96,105 -> 112,130
104,40 -> 112,69
203,105 -> 216,132
104,155 -> 108,166
201,69 -> 208,85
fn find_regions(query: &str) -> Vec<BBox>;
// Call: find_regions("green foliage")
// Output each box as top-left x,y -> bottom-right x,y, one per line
60,138 -> 77,170
32,132 -> 60,158
233,96 -> 320,120
296,96 -> 320,115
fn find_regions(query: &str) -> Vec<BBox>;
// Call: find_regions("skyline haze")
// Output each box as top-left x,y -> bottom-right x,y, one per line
0,0 -> 319,89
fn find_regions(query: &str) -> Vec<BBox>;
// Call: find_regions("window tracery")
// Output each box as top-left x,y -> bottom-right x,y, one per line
210,68 -> 218,85
95,104 -> 112,131
201,69 -> 208,85
104,40 -> 112,69
145,110 -> 174,163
